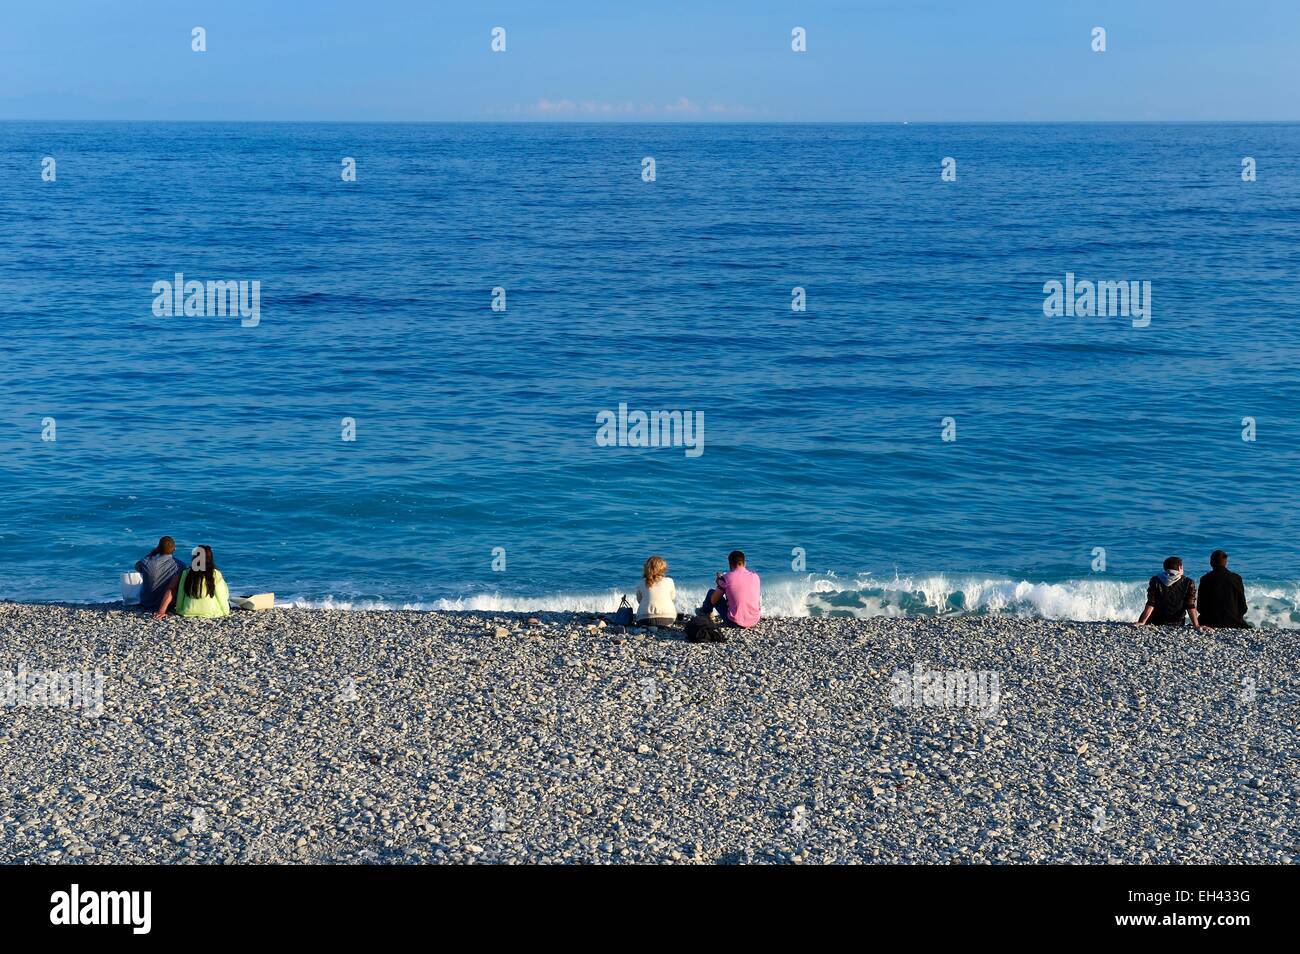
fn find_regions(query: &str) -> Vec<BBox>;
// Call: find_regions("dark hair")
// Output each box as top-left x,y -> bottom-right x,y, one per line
1210,549 -> 1229,568
154,536 -> 176,556
1163,556 -> 1183,572
728,550 -> 746,569
184,545 -> 217,599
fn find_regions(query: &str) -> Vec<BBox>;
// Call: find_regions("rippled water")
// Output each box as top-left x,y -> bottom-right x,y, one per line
2,122 -> 1298,623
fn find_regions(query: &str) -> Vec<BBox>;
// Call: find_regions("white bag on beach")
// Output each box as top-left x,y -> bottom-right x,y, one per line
121,571 -> 143,605
230,592 -> 275,612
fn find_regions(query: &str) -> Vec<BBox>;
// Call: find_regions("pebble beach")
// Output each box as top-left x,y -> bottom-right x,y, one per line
1,601 -> 1295,865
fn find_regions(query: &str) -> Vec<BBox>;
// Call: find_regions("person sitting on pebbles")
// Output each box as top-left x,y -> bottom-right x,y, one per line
699,549 -> 761,629
135,535 -> 185,616
154,544 -> 231,620
1136,555 -> 1210,631
1196,550 -> 1249,629
634,555 -> 677,628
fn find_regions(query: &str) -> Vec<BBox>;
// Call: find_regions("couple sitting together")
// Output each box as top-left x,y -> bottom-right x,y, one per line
631,550 -> 761,636
135,536 -> 231,620
1136,551 -> 1250,630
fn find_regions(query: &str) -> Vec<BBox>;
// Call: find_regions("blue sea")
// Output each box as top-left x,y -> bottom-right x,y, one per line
3,122 -> 1299,625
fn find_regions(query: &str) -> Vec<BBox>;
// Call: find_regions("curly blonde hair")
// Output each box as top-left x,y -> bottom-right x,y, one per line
643,555 -> 668,587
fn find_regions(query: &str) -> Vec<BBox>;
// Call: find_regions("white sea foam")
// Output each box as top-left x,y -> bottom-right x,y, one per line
283,572 -> 1300,629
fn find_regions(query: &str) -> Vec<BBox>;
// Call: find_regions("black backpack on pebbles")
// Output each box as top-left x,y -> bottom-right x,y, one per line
684,612 -> 727,643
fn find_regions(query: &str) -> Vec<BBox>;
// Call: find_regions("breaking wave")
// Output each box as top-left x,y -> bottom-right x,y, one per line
285,572 -> 1300,629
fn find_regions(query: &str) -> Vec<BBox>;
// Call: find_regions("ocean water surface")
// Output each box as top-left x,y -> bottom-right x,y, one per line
2,122 -> 1299,624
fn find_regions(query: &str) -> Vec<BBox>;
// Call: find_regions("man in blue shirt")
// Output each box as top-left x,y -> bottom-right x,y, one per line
135,536 -> 184,614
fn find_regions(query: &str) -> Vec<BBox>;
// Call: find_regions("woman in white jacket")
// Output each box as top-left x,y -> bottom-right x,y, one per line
635,555 -> 677,627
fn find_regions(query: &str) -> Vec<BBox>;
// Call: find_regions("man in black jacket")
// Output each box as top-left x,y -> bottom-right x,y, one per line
1137,556 -> 1209,629
1197,550 -> 1250,629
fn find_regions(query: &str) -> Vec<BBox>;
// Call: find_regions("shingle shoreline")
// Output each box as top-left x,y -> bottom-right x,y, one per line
1,602 -> 1294,864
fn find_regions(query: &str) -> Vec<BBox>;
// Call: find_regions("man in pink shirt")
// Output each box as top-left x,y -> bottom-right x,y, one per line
701,550 -> 761,628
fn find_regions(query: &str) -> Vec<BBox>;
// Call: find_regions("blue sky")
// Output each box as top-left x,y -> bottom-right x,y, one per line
2,0 -> 1297,121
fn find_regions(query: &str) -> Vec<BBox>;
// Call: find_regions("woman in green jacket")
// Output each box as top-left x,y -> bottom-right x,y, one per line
170,545 -> 231,618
